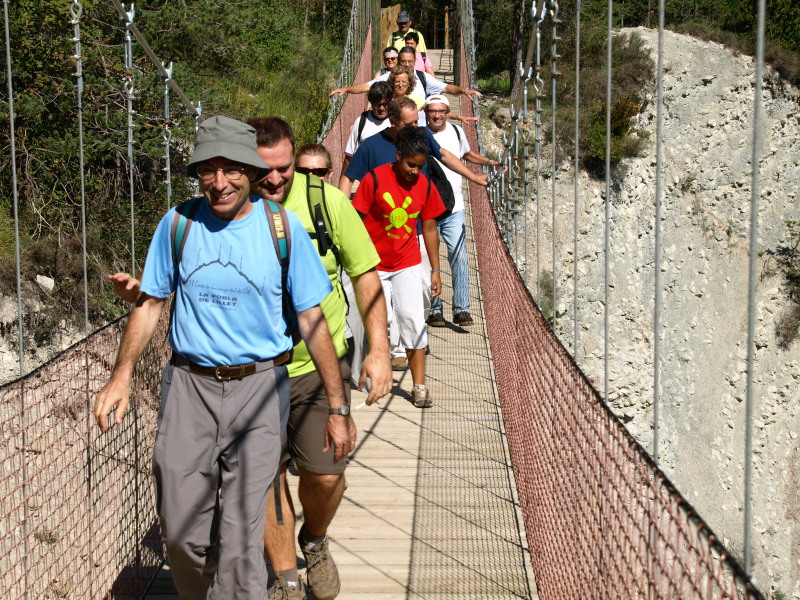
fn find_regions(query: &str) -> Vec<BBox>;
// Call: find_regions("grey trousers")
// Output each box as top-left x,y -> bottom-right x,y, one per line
153,362 -> 289,600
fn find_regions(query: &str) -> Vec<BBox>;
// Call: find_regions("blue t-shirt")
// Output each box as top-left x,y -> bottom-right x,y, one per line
345,128 -> 443,183
140,195 -> 332,366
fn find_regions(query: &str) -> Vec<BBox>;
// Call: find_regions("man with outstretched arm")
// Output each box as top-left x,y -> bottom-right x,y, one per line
330,47 -> 482,102
423,94 -> 504,328
95,116 -> 346,600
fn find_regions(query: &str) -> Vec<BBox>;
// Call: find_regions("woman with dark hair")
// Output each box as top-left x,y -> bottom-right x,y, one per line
351,127 -> 445,409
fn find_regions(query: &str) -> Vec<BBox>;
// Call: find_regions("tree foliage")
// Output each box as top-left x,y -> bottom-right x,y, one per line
0,0 -> 344,344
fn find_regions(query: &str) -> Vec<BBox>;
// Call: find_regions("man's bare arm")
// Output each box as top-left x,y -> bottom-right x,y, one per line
94,294 -> 165,431
330,82 -> 371,98
338,174 -> 355,198
443,84 -> 483,99
439,148 -> 488,187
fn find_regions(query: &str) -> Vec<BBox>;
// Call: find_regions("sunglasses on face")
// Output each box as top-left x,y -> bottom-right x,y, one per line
296,166 -> 331,177
374,101 -> 390,108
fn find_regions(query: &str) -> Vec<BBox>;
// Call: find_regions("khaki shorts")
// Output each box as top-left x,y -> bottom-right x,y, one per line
283,357 -> 352,475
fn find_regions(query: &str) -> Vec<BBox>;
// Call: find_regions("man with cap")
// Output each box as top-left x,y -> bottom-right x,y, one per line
386,10 -> 427,53
94,115 -> 345,600
423,95 -> 502,328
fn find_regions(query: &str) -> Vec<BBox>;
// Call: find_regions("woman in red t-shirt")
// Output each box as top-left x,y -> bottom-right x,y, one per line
352,127 -> 445,408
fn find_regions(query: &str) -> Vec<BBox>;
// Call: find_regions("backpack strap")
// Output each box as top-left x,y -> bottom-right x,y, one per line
263,198 -> 300,344
416,70 -> 428,98
171,197 -> 202,267
451,122 -> 462,145
305,174 -> 341,265
357,110 -> 370,144
370,169 -> 378,196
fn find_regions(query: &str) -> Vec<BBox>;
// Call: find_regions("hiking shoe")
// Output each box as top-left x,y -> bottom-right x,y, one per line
412,384 -> 432,408
269,574 -> 307,600
453,311 -> 474,326
298,526 -> 340,600
391,356 -> 408,370
426,312 -> 446,327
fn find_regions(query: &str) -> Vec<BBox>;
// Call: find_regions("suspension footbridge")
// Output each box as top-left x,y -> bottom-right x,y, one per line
1,0 -> 791,598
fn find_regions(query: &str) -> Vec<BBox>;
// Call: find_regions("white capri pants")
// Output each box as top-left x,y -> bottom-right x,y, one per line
378,264 -> 428,351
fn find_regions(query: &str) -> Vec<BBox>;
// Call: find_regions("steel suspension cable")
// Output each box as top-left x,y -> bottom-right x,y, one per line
603,0 -> 613,404
572,0 -> 581,357
70,2 -> 90,338
69,8 -> 93,594
163,62 -> 173,209
520,61 -> 533,288
550,0 -> 560,329
744,0 -> 767,577
3,0 -> 23,377
4,2 -> 28,594
124,6 -> 136,276
533,3 -> 546,304
653,0 -> 666,464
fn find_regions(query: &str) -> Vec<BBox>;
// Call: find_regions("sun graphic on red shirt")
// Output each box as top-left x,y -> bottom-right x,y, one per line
382,192 -> 420,233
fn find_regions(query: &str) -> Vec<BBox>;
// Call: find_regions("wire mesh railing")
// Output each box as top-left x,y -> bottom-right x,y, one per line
0,0 -> 374,597
0,311 -> 169,599
456,0 -> 771,597
0,0 -> 787,596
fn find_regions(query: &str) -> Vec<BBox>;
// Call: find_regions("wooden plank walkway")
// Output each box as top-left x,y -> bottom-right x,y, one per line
145,49 -> 537,600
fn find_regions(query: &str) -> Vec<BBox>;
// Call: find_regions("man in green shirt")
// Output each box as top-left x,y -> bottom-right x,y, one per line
248,118 -> 391,600
386,10 -> 427,53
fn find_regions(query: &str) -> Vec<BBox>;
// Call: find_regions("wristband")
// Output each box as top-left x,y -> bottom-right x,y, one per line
431,269 -> 441,273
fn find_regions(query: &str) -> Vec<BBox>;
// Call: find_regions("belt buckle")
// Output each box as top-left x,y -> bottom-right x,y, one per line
214,365 -> 234,382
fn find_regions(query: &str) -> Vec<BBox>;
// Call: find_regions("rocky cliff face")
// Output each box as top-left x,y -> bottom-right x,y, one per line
483,26 -> 800,597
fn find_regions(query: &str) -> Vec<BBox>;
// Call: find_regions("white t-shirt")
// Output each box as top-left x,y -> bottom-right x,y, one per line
429,122 -> 470,214
368,70 -> 446,99
345,111 -> 391,157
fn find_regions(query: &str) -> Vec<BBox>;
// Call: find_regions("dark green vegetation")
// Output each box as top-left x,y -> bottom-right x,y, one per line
771,221 -> 800,347
0,0 -> 349,346
467,0 -> 800,178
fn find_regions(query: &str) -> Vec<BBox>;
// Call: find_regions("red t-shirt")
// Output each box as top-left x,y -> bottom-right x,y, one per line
352,163 -> 445,271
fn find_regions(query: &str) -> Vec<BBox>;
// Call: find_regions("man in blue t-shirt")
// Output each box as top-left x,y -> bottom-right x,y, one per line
93,116 -> 345,600
338,96 -> 488,198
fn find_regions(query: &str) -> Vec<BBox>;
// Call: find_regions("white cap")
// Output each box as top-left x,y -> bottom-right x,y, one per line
424,94 -> 449,108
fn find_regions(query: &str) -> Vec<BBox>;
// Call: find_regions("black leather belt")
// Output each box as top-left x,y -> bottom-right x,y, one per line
171,351 -> 292,382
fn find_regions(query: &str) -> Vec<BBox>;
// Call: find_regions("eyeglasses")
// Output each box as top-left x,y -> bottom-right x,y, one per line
384,56 -> 398,62
374,101 -> 390,108
296,166 -> 331,177
427,109 -> 448,115
196,165 -> 247,181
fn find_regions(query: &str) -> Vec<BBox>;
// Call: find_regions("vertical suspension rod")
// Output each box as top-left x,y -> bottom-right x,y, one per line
3,2 -> 29,597
744,0 -> 767,577
124,5 -> 136,276
533,2 -> 547,305
653,0 -> 666,463
603,0 -> 613,404
550,0 -> 560,329
573,0 -> 581,356
163,62 -> 173,210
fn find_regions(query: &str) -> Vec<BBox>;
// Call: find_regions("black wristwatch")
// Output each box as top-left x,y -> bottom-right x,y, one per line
329,405 -> 351,416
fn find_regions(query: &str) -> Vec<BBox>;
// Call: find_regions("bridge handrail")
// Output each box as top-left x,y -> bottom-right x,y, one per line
455,0 -> 765,597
